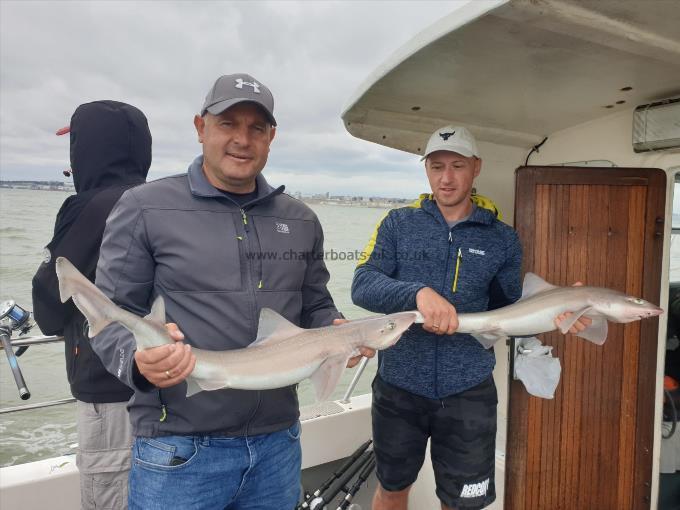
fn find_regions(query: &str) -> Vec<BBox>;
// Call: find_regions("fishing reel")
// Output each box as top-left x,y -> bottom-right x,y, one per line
0,300 -> 33,400
0,300 -> 35,355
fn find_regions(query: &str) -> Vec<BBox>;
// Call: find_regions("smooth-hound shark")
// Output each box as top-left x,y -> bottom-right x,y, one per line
56,257 -> 662,399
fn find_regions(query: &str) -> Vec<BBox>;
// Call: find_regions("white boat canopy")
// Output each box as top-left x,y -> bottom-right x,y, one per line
342,0 -> 680,154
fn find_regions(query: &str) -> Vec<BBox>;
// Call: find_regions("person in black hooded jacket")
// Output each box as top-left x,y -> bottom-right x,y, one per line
32,100 -> 151,510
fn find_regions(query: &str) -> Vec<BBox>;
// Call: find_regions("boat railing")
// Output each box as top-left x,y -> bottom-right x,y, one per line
0,331 -> 75,414
340,356 -> 370,404
1,332 -> 373,415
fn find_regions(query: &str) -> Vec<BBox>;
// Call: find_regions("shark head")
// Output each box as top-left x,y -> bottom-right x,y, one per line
361,311 -> 419,350
596,292 -> 664,323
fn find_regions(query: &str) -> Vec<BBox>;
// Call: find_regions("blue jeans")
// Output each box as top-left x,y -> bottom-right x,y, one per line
128,422 -> 302,510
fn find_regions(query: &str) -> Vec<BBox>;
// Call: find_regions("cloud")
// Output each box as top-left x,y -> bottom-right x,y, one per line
0,0 -> 457,197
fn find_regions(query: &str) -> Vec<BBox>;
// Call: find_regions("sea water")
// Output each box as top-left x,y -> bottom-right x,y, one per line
0,188 -> 389,466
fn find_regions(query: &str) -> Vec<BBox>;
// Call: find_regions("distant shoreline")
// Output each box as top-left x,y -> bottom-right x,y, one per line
1,181 -> 74,192
0,182 -> 412,209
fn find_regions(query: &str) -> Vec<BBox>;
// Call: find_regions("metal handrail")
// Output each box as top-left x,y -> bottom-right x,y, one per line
340,356 -> 371,404
0,334 -> 71,414
2,333 -> 374,410
0,334 -> 64,349
0,397 -> 76,414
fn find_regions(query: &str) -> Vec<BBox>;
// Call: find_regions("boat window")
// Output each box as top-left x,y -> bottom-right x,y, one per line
672,175 -> 680,284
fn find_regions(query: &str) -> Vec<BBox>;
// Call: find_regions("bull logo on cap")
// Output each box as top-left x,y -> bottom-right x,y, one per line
439,131 -> 456,141
235,78 -> 261,93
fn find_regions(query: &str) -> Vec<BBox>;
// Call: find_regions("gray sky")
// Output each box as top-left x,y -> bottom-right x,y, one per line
0,0 -> 460,197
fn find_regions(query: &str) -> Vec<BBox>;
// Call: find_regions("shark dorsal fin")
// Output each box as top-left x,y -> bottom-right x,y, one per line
144,296 -> 166,325
249,308 -> 304,348
521,272 -> 558,300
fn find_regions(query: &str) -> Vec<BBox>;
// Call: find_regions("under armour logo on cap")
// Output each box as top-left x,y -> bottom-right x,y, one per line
235,78 -> 260,93
439,131 -> 455,141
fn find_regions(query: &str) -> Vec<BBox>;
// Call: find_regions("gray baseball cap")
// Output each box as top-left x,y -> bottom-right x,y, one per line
201,73 -> 276,126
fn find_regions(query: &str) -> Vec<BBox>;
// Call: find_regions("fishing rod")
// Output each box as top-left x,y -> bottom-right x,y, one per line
309,450 -> 373,510
335,455 -> 376,510
0,325 -> 30,400
298,439 -> 371,510
0,300 -> 35,400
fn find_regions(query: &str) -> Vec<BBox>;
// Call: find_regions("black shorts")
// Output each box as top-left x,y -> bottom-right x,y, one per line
371,374 -> 497,510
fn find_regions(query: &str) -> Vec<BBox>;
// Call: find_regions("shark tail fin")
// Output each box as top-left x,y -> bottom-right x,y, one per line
55,257 -> 121,337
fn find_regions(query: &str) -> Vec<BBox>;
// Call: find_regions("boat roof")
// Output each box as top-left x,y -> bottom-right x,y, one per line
342,0 -> 680,154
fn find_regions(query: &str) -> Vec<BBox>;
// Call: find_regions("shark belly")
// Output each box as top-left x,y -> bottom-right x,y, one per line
190,347 -> 325,391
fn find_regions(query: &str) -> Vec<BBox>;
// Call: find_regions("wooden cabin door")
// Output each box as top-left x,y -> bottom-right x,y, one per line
505,166 -> 666,510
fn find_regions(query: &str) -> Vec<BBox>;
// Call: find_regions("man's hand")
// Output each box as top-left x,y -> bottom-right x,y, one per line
134,322 -> 196,388
332,318 -> 377,368
555,281 -> 593,333
416,287 -> 458,335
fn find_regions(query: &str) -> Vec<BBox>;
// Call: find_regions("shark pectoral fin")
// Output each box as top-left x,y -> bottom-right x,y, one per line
555,307 -> 593,335
575,317 -> 608,345
471,330 -> 508,349
144,296 -> 166,326
250,308 -> 305,348
521,272 -> 559,300
310,354 -> 348,402
185,376 -> 203,398
193,379 -> 231,394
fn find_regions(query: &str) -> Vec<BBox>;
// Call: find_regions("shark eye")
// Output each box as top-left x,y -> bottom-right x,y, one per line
632,298 -> 645,305
386,321 -> 396,331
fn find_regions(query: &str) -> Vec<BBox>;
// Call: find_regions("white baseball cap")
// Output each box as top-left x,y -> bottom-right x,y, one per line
421,125 -> 479,161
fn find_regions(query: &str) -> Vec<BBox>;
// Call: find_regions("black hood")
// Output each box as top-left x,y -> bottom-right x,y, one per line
70,100 -> 152,192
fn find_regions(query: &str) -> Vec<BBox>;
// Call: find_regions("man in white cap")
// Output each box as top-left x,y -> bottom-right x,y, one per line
352,125 -> 587,510
92,73 -> 371,509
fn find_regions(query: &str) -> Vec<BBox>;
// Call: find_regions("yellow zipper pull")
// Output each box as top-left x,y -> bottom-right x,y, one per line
257,280 -> 263,289
159,404 -> 167,422
452,247 -> 462,293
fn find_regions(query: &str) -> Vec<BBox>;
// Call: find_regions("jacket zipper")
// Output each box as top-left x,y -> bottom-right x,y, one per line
434,230 -> 456,397
443,231 -> 453,294
241,208 -> 263,289
239,207 -> 263,429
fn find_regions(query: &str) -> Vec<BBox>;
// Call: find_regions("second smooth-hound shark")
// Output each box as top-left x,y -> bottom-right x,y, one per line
55,257 -> 417,400
428,272 -> 664,348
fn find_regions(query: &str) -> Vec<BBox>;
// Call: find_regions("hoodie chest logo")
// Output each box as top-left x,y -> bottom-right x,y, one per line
275,222 -> 290,234
468,248 -> 485,256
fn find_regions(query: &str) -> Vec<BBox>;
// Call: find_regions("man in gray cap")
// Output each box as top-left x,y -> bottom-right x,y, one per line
92,73 -> 369,509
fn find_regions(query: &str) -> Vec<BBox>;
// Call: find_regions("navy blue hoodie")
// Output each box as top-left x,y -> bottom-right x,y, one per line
352,194 -> 522,398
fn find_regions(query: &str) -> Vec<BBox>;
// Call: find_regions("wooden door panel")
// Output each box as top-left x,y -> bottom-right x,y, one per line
506,167 -> 665,510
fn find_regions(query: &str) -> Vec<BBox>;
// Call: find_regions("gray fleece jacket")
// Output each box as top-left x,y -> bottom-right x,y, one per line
93,155 -> 340,438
